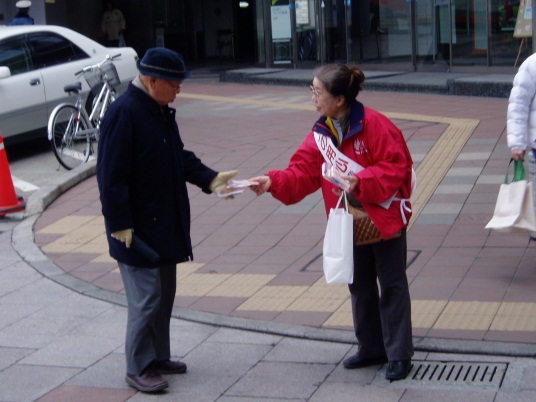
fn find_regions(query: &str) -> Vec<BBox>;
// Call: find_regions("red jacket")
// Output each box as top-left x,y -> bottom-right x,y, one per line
268,101 -> 413,238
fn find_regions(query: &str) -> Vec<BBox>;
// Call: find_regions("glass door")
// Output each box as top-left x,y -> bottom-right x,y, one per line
321,0 -> 349,62
450,0 -> 488,66
489,0 -> 529,66
295,0 -> 319,63
347,0 -> 385,62
375,0 -> 413,64
415,0 -> 450,68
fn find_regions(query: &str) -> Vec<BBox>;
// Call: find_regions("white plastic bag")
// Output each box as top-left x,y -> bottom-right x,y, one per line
486,159 -> 536,233
323,193 -> 354,284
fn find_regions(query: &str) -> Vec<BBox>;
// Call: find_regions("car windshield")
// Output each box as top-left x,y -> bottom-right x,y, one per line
0,36 -> 33,75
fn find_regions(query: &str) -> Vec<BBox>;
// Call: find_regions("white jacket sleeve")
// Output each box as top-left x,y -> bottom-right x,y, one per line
507,54 -> 536,151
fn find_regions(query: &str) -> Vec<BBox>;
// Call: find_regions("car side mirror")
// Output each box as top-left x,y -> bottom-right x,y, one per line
0,66 -> 11,79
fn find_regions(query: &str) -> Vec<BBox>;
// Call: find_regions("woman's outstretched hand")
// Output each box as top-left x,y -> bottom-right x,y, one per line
249,175 -> 271,196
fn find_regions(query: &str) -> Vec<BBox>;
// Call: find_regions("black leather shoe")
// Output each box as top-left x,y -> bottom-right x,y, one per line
125,369 -> 169,393
385,360 -> 411,381
343,353 -> 388,369
152,359 -> 187,374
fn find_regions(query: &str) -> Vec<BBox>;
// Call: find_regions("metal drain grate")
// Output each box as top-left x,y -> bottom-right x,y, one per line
409,360 -> 508,389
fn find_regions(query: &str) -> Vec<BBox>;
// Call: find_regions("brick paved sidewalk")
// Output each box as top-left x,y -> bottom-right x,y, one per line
34,82 -> 536,346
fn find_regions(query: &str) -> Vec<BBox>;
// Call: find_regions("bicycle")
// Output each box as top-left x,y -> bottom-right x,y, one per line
47,54 -> 121,170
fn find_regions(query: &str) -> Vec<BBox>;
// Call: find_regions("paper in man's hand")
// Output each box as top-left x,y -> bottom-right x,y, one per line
217,179 -> 259,198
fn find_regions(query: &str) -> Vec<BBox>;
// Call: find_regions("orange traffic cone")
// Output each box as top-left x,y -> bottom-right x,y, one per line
0,134 -> 25,217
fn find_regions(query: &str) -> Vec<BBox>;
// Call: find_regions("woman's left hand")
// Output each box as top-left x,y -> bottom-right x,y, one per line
332,175 -> 358,196
345,175 -> 358,192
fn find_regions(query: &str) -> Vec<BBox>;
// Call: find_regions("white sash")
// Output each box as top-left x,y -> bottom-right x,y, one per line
314,131 -> 364,176
314,131 -> 415,219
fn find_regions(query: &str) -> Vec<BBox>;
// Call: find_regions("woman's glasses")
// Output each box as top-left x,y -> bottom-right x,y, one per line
309,84 -> 322,97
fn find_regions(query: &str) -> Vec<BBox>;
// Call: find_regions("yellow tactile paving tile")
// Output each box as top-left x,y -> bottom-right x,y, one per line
492,315 -> 536,331
442,301 -> 502,315
91,253 -> 116,263
322,299 -> 352,327
177,273 -> 232,297
491,302 -> 536,331
497,302 -> 536,316
433,301 -> 501,330
308,277 -> 348,292
287,295 -> 347,312
301,285 -> 349,300
39,216 -> 105,253
177,262 -> 205,279
207,274 -> 275,297
326,299 -> 536,332
37,216 -> 96,234
72,243 -> 109,254
69,232 -> 109,254
42,234 -> 100,253
434,314 -> 496,331
181,93 -> 315,111
287,280 -> 348,312
41,241 -> 81,254
411,300 -> 448,328
237,286 -> 309,311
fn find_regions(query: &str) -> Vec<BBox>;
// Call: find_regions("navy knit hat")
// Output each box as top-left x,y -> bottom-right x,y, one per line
136,47 -> 191,80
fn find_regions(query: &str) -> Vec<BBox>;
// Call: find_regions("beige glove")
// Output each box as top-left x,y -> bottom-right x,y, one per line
209,170 -> 239,194
111,228 -> 134,248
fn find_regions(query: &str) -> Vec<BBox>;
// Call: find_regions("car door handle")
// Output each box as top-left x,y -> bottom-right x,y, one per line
29,78 -> 41,86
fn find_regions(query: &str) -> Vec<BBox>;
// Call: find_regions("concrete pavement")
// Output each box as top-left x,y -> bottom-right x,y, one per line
2,70 -> 536,401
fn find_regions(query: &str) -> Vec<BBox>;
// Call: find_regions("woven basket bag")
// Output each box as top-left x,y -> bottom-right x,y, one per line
347,204 -> 401,246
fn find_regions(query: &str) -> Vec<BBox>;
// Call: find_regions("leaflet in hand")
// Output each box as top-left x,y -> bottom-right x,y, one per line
322,163 -> 350,191
217,179 -> 259,198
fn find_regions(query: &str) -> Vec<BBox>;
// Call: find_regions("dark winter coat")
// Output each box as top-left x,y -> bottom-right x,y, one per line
96,82 -> 217,267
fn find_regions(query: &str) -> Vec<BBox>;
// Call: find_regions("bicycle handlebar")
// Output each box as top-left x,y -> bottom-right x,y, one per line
74,53 -> 121,76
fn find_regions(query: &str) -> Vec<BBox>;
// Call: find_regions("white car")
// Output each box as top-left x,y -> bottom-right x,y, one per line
0,25 -> 138,145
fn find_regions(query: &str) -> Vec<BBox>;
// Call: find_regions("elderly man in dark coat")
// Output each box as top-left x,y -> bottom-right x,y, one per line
97,47 -> 237,393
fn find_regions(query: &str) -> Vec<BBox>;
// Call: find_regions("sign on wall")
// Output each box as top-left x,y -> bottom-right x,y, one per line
271,5 -> 291,39
296,0 -> 309,25
514,0 -> 533,38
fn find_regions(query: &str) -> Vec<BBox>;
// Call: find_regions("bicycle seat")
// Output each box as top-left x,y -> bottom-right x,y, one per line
64,82 -> 82,94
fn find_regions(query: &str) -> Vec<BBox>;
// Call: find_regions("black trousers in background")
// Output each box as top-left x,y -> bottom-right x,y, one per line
348,229 -> 414,361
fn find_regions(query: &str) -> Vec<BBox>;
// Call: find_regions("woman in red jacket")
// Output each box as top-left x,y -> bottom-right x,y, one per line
249,64 -> 414,381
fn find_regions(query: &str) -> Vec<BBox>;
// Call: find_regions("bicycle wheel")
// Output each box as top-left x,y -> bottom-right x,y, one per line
49,104 -> 91,170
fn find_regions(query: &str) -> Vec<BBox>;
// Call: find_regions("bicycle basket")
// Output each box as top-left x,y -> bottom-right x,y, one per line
83,62 -> 121,95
